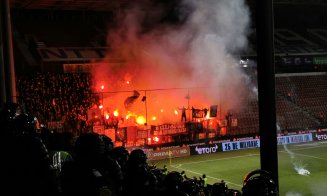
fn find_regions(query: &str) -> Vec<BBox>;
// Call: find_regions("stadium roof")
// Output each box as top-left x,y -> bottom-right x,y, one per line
9,0 -> 327,11
10,0 -> 129,11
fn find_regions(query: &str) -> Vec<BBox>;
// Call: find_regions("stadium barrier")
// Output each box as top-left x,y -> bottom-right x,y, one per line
142,132 -> 317,160
277,133 -> 313,145
219,133 -> 313,152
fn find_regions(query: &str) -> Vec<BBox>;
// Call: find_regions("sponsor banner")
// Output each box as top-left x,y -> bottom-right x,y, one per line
145,146 -> 190,161
213,139 -> 231,144
277,133 -> 313,145
221,134 -> 313,152
313,56 -> 327,65
236,136 -> 255,141
190,143 -> 222,155
187,142 -> 206,147
314,133 -> 327,141
222,139 -> 260,152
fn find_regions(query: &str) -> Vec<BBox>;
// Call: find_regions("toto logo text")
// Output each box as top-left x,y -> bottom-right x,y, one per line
195,144 -> 219,155
317,134 -> 327,141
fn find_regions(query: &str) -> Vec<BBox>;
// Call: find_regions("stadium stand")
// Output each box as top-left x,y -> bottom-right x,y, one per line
16,72 -> 100,135
8,1 -> 327,139
1,1 -> 327,196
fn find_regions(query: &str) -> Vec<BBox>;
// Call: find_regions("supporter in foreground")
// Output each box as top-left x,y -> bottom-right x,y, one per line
0,102 -> 60,196
242,169 -> 278,196
60,133 -> 112,196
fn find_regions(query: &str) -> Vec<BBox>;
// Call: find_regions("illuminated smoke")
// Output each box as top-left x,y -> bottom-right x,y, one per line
91,0 -> 251,123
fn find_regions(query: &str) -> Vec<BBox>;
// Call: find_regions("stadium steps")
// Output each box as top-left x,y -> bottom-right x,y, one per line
276,92 -> 322,126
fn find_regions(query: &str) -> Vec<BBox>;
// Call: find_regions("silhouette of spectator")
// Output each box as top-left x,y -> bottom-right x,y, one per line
60,133 -> 112,196
1,133 -> 59,195
203,108 -> 208,117
111,146 -> 129,173
181,106 -> 187,122
123,149 -> 158,196
98,134 -> 124,195
159,171 -> 188,196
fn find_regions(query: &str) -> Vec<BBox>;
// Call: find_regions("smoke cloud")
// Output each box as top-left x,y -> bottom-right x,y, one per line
92,0 -> 251,123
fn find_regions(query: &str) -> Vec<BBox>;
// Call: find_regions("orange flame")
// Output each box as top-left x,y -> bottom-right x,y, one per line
113,110 -> 119,117
136,116 -> 146,125
153,136 -> 159,142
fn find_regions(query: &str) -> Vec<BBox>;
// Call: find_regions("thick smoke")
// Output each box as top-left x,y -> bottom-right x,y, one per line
92,0 -> 251,123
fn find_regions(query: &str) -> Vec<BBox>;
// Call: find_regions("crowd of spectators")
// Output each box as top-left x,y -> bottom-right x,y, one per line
16,72 -> 100,135
1,103 -> 278,196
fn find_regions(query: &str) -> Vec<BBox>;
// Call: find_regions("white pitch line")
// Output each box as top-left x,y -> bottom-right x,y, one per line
280,151 -> 327,161
295,141 -> 327,146
279,142 -> 327,160
291,143 -> 327,151
170,164 -> 243,187
171,153 -> 259,166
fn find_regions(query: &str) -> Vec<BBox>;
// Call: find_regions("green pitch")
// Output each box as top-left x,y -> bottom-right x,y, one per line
149,142 -> 327,195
